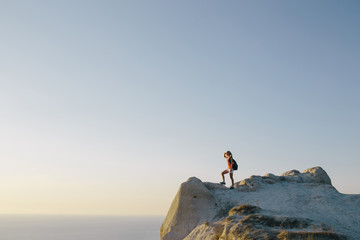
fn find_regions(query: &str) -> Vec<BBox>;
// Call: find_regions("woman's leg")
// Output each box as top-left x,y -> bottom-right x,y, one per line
221,169 -> 229,182
229,172 -> 234,186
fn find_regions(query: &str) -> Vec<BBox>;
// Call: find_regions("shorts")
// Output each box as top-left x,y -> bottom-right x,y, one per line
227,168 -> 233,174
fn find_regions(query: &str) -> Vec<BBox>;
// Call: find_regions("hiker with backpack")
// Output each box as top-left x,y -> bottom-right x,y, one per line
220,150 -> 238,189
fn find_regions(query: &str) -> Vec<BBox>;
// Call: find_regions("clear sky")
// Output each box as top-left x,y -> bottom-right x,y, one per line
0,0 -> 359,216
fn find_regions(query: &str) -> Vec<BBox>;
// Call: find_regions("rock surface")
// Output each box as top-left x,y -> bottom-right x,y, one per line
160,167 -> 360,240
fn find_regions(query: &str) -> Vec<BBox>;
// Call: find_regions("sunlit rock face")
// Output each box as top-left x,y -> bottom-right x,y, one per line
161,167 -> 360,240
160,177 -> 223,240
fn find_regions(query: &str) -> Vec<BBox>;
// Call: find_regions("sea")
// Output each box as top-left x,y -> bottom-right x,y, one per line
0,215 -> 164,240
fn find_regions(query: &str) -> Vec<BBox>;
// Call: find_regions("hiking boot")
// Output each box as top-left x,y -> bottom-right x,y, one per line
220,181 -> 226,185
229,185 -> 234,190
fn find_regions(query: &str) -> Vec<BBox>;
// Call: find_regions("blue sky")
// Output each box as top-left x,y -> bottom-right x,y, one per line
0,1 -> 359,215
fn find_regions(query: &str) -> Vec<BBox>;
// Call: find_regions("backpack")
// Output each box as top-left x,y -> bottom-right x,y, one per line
232,159 -> 238,170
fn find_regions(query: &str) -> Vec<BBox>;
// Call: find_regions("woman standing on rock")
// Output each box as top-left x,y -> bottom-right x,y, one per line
220,150 -> 235,189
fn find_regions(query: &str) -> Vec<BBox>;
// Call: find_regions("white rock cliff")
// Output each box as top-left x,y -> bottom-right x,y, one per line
160,167 -> 360,240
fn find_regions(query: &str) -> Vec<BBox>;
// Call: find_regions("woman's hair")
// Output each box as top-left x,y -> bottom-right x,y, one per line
225,150 -> 232,158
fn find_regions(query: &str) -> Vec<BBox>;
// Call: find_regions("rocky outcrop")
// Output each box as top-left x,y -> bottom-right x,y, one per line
184,204 -> 347,240
161,167 -> 360,240
160,177 -> 224,240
